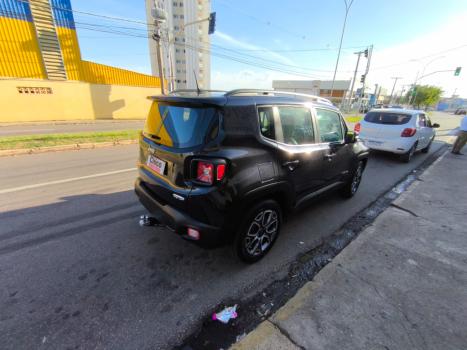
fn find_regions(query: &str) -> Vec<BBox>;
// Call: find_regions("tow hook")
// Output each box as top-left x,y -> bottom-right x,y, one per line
139,215 -> 162,227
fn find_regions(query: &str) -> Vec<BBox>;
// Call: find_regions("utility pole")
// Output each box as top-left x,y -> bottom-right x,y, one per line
376,85 -> 382,102
408,71 -> 419,106
357,45 -> 373,110
389,77 -> 402,104
330,0 -> 354,100
152,27 -> 165,95
151,6 -> 167,95
346,50 -> 363,111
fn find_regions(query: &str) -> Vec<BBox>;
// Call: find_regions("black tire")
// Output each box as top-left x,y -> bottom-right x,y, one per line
340,160 -> 364,198
400,142 -> 417,163
234,199 -> 282,263
421,138 -> 433,153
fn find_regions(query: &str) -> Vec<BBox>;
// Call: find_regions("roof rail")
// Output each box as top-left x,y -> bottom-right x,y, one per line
168,89 -> 226,95
224,89 -> 334,106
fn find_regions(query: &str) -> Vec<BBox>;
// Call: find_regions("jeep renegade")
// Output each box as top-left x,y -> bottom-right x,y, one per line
135,89 -> 369,263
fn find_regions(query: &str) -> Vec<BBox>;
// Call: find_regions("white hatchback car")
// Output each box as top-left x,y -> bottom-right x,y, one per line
355,109 -> 439,162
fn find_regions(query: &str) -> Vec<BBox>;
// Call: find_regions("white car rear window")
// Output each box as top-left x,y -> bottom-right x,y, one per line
364,112 -> 412,125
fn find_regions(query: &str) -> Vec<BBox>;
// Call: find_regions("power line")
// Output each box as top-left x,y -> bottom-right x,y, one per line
8,1 -> 352,77
213,0 -> 309,41
372,44 -> 467,71
9,1 -> 353,74
16,0 -> 152,27
13,0 -> 357,74
67,26 -> 326,78
72,20 -> 342,74
215,45 -> 369,53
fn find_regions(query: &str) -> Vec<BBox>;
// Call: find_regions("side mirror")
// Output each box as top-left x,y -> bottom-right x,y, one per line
344,131 -> 356,144
432,123 -> 440,128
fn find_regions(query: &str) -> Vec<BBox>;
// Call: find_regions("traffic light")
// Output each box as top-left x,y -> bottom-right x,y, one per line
454,67 -> 462,76
360,74 -> 366,83
208,12 -> 216,34
364,49 -> 368,58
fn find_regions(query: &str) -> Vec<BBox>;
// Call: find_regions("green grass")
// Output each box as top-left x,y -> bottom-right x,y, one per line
0,129 -> 140,150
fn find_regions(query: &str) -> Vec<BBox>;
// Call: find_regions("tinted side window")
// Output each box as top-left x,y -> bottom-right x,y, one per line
258,106 -> 275,140
316,109 -> 344,142
277,106 -> 315,145
258,107 -> 276,140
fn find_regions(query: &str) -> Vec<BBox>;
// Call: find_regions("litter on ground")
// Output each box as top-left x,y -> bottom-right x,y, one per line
212,305 -> 238,324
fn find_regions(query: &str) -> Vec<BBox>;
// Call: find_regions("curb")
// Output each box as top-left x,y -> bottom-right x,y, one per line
0,139 -> 137,157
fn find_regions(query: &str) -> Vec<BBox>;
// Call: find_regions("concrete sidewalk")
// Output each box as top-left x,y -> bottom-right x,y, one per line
232,151 -> 467,350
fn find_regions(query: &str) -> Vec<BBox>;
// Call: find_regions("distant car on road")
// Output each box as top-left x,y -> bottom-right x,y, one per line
454,108 -> 466,115
355,109 -> 439,162
135,89 -> 369,262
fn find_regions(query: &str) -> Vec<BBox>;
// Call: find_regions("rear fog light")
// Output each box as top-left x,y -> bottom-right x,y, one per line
187,227 -> 200,240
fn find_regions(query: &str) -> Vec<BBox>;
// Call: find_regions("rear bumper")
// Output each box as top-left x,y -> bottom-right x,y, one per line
135,178 -> 223,247
359,137 -> 414,154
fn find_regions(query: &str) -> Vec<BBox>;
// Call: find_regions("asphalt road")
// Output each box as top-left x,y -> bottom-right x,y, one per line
0,120 -> 144,136
0,113 -> 456,349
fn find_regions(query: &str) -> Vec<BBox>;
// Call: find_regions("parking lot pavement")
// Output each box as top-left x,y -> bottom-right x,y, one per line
0,140 -> 448,349
233,151 -> 467,350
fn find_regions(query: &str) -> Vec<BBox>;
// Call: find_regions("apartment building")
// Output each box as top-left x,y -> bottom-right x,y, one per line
145,0 -> 211,90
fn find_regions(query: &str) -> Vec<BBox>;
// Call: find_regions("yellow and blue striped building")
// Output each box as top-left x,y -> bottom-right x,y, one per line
0,0 -> 161,87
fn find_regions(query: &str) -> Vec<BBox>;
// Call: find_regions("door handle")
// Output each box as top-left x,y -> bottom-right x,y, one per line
282,159 -> 300,171
324,154 -> 335,161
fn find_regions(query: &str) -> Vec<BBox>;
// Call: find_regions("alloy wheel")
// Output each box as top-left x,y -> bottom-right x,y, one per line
244,209 -> 279,256
351,162 -> 363,194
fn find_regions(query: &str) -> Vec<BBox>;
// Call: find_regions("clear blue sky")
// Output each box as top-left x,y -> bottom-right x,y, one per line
72,0 -> 467,94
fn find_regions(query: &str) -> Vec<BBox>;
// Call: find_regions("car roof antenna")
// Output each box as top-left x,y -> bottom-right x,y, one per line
193,70 -> 201,96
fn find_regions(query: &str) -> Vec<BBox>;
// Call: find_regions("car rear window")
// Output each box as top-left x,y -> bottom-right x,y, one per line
364,112 -> 412,125
144,103 -> 219,148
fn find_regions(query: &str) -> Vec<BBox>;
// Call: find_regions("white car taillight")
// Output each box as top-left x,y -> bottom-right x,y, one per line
401,128 -> 416,137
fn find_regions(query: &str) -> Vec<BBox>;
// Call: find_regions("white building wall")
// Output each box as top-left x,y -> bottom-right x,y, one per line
146,0 -> 211,91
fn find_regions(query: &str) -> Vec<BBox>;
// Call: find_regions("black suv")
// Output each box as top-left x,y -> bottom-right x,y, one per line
135,89 -> 369,262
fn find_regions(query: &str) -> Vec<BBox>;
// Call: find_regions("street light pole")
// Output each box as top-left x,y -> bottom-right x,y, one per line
346,50 -> 363,111
409,56 -> 445,106
330,0 -> 354,102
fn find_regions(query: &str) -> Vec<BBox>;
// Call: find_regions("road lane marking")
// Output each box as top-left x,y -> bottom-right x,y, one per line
0,168 -> 137,194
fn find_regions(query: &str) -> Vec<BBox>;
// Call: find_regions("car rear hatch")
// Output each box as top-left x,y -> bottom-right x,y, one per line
138,99 -> 221,213
360,111 -> 413,141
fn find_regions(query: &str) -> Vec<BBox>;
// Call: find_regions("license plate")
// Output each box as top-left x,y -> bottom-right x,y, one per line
147,155 -> 166,175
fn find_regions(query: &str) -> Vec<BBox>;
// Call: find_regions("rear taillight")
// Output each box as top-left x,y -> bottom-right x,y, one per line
354,122 -> 361,133
194,160 -> 227,185
401,128 -> 416,137
216,164 -> 226,181
197,161 -> 214,184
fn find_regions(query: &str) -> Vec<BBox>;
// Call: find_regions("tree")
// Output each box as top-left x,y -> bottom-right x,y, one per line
406,85 -> 443,109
